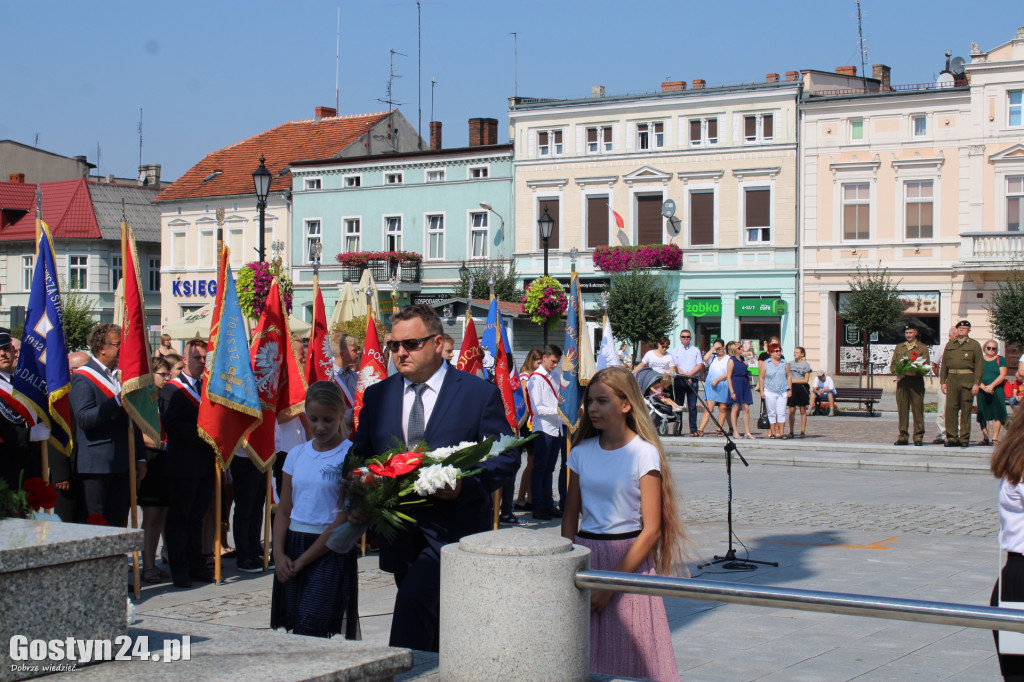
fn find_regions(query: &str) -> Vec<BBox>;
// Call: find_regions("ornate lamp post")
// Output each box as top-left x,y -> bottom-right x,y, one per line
538,206 -> 554,345
252,155 -> 272,263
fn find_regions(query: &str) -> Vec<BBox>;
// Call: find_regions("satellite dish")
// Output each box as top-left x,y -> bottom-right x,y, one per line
665,216 -> 682,237
661,199 -> 676,218
949,56 -> 966,76
936,72 -> 955,88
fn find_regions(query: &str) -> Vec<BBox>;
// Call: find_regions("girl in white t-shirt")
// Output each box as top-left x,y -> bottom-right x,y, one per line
271,381 -> 360,639
562,366 -> 686,682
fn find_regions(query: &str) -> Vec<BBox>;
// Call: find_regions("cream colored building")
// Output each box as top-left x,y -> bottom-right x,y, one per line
800,27 -> 1024,379
509,76 -> 801,351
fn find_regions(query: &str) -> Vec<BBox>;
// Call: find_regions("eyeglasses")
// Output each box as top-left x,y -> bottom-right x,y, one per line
385,334 -> 437,353
985,346 -> 997,351
680,335 -> 691,339
105,342 -> 121,348
154,372 -> 171,378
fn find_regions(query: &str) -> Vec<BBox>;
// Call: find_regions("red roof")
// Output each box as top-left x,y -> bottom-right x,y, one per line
154,111 -> 393,202
0,179 -> 100,240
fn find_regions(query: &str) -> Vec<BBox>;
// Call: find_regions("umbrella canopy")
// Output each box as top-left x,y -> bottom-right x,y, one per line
356,268 -> 381,320
329,282 -> 359,328
112,277 -> 125,327
163,302 -> 310,341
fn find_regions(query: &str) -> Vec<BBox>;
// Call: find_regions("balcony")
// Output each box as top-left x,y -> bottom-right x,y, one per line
341,260 -> 421,283
959,232 -> 1024,268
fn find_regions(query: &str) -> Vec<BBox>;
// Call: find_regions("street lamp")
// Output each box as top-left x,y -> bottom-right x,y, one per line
252,155 -> 272,263
478,201 -> 505,242
537,205 -> 554,345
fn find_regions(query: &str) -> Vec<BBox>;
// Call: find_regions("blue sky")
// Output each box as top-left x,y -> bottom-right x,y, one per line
2,1 -> 1020,182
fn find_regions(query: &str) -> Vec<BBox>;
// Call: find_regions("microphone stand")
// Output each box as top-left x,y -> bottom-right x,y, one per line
688,376 -> 778,571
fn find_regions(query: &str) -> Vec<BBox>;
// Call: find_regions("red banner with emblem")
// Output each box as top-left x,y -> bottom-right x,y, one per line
456,315 -> 483,376
352,313 -> 386,433
304,281 -> 332,385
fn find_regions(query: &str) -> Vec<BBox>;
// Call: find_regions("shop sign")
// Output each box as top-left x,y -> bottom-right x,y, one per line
736,298 -> 787,317
171,279 -> 217,297
411,294 -> 453,306
550,277 -> 611,293
684,299 -> 722,317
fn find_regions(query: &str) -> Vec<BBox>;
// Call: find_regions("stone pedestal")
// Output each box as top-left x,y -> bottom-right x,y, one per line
0,519 -> 142,681
439,528 -> 590,681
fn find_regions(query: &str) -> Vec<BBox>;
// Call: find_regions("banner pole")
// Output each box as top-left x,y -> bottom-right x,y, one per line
127,424 -> 141,599
263,469 -> 272,571
214,462 -> 222,585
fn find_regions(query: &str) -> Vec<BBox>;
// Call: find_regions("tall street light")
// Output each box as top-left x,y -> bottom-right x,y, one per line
478,201 -> 505,244
538,205 -> 554,346
252,155 -> 272,263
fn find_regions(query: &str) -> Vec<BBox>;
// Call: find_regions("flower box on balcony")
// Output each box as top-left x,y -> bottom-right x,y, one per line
593,244 -> 683,273
335,251 -> 423,283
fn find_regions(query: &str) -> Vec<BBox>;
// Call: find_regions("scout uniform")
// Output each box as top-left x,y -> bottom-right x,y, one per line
939,321 -> 984,447
890,330 -> 929,445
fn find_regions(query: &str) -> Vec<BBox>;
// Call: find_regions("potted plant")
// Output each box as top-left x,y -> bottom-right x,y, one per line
236,261 -> 294,320
521,276 -> 568,329
592,244 -> 683,273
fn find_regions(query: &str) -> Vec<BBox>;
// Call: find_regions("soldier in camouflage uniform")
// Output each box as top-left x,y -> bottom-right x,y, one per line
890,324 -> 929,446
939,320 -> 984,448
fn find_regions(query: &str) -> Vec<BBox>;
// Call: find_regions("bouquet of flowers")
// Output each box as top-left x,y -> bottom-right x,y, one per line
521,276 -> 568,329
892,351 -> 931,377
325,434 -> 533,554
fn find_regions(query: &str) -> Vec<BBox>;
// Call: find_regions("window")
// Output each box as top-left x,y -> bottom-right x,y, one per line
385,173 -> 403,185
586,126 -> 612,153
344,175 -> 361,188
689,118 -> 718,147
303,177 -> 322,190
22,256 -> 33,291
172,232 -> 186,267
304,220 -> 321,264
586,196 -> 609,249
199,230 -> 215,267
912,115 -> 927,138
426,170 -> 445,183
850,118 -> 864,141
148,257 -> 160,292
228,228 -> 244,268
386,217 -> 402,251
1008,176 -> 1024,231
427,214 -> 444,260
470,212 -> 488,259
744,114 -> 774,143
744,188 -> 772,243
537,130 -> 563,156
1010,91 -> 1023,127
636,122 -> 664,150
110,255 -> 122,290
637,194 -> 663,244
905,181 -> 934,239
469,166 -> 489,179
689,191 -> 714,246
68,255 -> 88,290
344,218 -> 361,252
842,183 -> 871,240
536,200 -> 560,249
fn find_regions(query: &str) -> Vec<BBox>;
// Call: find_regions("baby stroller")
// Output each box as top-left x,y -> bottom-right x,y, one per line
635,368 -> 682,436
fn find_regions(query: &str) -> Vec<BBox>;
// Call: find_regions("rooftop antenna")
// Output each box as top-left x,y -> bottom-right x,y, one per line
96,141 -> 101,178
856,0 -> 868,90
430,78 -> 437,122
378,50 -> 407,149
510,32 -> 518,98
138,107 -> 143,168
335,7 -> 340,112
417,1 -> 422,149
34,133 -> 38,147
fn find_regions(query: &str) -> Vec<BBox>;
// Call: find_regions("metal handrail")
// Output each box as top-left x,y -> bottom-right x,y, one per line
575,570 -> 1024,633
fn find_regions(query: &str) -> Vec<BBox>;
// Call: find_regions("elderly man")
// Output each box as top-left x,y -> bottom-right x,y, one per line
670,329 -> 704,437
890,324 -> 929,446
940,320 -> 984,448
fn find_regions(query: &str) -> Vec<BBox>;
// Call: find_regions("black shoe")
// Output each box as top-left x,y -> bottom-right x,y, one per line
190,569 -> 215,583
172,576 -> 192,588
546,508 -> 563,518
514,502 -> 532,512
499,514 -> 519,525
237,558 -> 263,574
932,437 -> 945,444
532,512 -> 552,521
944,441 -> 958,448
960,442 -> 969,448
893,440 -> 909,446
914,441 -> 923,446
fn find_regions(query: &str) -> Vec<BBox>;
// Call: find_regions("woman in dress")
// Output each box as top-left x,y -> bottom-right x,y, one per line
271,381 -> 360,639
515,348 -> 544,511
978,339 -> 1008,445
758,344 -> 792,439
787,346 -> 813,439
632,337 -> 676,376
698,340 -> 730,437
725,341 -> 755,439
989,414 -> 1024,678
153,334 -> 174,359
139,356 -> 172,583
562,366 -> 685,682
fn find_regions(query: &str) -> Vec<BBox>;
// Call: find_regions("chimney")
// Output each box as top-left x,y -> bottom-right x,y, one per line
661,80 -> 686,92
468,118 -> 483,146
468,118 -> 498,146
138,164 -> 161,187
72,155 -> 89,178
766,73 -> 779,83
692,79 -> 705,90
105,174 -> 116,184
591,85 -> 606,98
785,70 -> 800,81
482,118 -> 498,145
429,121 -> 442,151
872,64 -> 892,91
835,66 -> 858,77
314,106 -> 337,121
8,173 -> 25,184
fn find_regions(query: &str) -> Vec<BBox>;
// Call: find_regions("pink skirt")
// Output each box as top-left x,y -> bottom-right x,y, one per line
575,535 -> 679,682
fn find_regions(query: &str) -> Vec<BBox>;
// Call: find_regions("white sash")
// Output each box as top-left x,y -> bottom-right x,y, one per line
75,365 -> 121,399
168,376 -> 201,407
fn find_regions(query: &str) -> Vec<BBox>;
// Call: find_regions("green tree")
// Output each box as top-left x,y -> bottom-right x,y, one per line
453,261 -> 524,303
987,263 -> 1024,349
330,315 -> 387,346
60,281 -> 96,352
839,264 -> 904,387
607,269 -> 676,365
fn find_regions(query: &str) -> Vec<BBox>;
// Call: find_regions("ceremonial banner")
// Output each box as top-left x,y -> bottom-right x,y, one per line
455,316 -> 483,376
197,248 -> 262,469
352,313 -> 386,433
497,310 -> 528,427
596,315 -> 621,370
247,277 -> 306,471
493,327 -> 518,433
119,220 -> 161,442
304,281 -> 333,385
558,273 -> 583,433
13,222 -> 72,454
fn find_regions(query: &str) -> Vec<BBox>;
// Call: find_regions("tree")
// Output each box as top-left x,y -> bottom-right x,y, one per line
453,261 -> 523,303
330,315 -> 387,347
839,264 -> 904,387
607,269 -> 676,365
988,263 -> 1024,350
60,281 -> 96,352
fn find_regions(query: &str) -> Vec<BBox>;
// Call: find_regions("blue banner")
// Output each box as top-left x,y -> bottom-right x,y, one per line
205,264 -> 261,417
558,274 -> 582,433
499,311 -> 528,426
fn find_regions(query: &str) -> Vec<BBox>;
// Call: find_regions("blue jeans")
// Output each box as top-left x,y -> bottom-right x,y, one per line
674,377 -> 700,432
531,432 -> 560,514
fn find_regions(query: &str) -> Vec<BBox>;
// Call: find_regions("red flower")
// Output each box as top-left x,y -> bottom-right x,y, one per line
368,451 -> 423,479
86,513 -> 109,526
23,477 -> 56,511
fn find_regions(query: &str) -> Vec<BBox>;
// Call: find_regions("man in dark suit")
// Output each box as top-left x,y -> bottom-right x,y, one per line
0,329 -> 36,491
70,323 -> 145,528
160,338 -> 216,588
347,304 -> 518,653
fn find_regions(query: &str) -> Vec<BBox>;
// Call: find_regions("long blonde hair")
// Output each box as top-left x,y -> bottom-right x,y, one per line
992,406 -> 1024,484
572,366 -> 687,576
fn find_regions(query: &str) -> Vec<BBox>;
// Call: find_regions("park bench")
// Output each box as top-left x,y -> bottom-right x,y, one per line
816,387 -> 883,416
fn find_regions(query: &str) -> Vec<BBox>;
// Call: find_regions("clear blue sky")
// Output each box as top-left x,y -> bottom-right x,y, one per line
2,1 -> 1020,182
